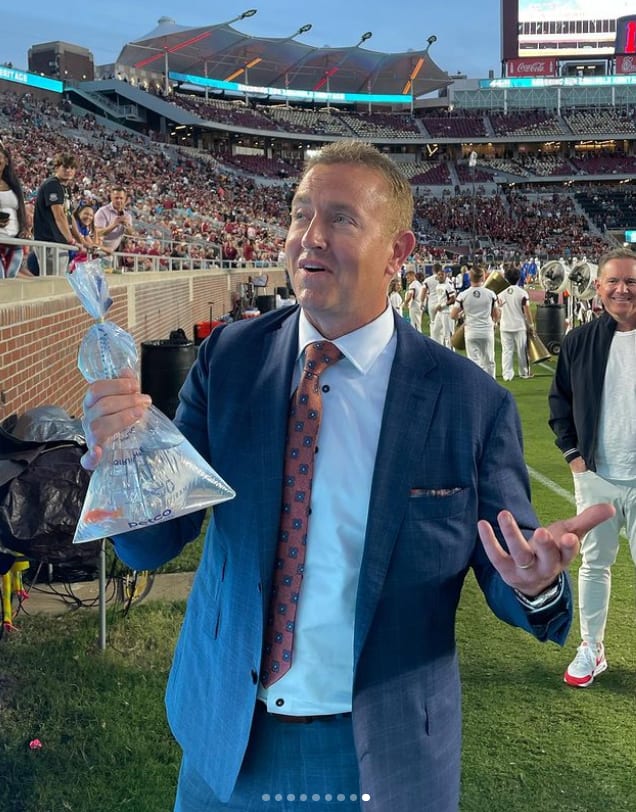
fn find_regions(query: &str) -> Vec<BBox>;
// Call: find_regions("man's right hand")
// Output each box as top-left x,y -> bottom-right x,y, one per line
569,457 -> 588,474
81,369 -> 152,470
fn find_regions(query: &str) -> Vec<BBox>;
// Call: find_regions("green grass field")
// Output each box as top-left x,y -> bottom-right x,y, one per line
1,338 -> 634,812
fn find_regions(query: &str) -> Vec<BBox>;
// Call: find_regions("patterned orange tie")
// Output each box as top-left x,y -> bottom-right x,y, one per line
261,341 -> 343,687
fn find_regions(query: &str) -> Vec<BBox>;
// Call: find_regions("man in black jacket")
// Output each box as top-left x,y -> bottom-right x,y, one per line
32,153 -> 85,274
549,246 -> 636,687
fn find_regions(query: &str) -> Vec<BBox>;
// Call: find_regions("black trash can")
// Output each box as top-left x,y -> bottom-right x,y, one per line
256,294 -> 276,313
535,304 -> 566,355
141,339 -> 196,419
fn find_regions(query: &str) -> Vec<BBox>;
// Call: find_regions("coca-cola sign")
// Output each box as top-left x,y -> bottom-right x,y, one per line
616,55 -> 636,75
507,58 -> 556,77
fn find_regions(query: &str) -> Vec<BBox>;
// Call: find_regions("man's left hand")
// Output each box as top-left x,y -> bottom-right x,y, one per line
477,503 -> 615,597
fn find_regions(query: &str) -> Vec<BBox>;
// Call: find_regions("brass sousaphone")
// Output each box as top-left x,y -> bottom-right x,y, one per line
451,270 -> 511,350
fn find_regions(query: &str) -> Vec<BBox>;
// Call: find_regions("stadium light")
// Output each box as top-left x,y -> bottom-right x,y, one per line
314,31 -> 373,93
409,35 -> 438,113
266,24 -> 313,97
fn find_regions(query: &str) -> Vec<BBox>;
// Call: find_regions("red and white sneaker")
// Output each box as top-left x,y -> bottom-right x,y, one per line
563,642 -> 607,687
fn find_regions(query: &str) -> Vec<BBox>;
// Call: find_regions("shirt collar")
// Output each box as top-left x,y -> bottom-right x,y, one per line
297,304 -> 396,375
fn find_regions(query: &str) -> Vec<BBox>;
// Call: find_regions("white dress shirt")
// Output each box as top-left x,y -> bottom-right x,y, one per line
258,304 -> 397,714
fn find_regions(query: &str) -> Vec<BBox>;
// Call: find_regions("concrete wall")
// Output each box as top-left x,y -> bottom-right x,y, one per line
0,268 -> 287,422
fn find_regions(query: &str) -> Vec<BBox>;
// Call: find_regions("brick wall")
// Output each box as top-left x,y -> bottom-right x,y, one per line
0,268 -> 287,423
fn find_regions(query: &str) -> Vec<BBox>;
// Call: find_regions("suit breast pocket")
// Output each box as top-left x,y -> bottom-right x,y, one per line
391,488 -> 475,582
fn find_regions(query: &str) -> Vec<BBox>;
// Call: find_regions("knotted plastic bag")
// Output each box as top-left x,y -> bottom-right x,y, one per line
67,258 -> 235,543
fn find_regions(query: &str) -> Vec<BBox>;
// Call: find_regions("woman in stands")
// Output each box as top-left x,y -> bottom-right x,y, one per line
73,203 -> 97,246
0,144 -> 29,278
71,203 -> 108,259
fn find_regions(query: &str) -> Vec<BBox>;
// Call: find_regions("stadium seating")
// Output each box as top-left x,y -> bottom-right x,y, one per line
0,87 -> 624,268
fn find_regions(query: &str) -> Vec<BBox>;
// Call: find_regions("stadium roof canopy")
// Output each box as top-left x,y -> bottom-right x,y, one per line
116,16 -> 451,98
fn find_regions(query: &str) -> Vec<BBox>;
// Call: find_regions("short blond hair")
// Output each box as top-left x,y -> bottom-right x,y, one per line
301,140 -> 414,235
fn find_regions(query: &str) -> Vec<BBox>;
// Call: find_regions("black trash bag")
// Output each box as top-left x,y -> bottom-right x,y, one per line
0,551 -> 14,575
0,416 -> 100,569
8,405 -> 85,445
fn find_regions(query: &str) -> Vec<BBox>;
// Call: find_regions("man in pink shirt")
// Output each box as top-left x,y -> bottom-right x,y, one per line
94,187 -> 134,254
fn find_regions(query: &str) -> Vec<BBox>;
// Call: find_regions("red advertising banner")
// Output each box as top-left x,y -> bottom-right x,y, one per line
507,57 -> 556,77
616,55 -> 636,74
615,16 -> 636,55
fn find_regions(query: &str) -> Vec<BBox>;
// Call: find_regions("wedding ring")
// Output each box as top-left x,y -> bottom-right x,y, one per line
518,554 -> 536,570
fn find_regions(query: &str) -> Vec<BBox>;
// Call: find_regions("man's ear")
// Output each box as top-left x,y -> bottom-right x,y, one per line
387,230 -> 416,277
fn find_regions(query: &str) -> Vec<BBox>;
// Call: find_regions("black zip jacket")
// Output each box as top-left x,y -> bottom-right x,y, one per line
548,312 -> 618,471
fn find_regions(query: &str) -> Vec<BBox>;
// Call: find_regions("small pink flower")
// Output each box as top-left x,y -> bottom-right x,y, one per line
29,739 -> 43,750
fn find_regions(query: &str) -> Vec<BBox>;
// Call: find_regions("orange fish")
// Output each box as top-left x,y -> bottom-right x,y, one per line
83,507 -> 124,524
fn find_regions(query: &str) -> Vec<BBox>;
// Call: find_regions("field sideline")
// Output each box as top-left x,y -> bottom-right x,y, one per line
0,333 -> 634,812
459,347 -> 636,812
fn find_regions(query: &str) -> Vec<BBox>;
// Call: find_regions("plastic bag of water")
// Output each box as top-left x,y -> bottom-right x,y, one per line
67,258 -> 235,543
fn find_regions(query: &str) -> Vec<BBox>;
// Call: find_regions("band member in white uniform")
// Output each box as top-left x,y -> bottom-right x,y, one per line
429,266 -> 456,347
404,269 -> 423,331
450,266 -> 500,377
498,265 -> 533,381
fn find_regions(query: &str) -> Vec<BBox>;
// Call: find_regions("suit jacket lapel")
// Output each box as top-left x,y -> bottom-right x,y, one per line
354,319 -> 443,667
251,311 -> 300,579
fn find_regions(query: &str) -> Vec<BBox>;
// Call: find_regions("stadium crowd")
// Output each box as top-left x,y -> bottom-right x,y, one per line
0,87 -> 630,274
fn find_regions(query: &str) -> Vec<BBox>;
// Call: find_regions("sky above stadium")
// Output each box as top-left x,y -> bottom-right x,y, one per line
3,1 -> 502,81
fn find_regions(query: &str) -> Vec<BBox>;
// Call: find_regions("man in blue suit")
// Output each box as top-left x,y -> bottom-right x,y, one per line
82,141 -> 612,811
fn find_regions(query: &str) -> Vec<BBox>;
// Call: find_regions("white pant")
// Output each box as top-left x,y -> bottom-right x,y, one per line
465,330 -> 495,378
409,303 -> 422,332
573,470 -> 636,645
500,329 -> 529,380
431,311 -> 452,347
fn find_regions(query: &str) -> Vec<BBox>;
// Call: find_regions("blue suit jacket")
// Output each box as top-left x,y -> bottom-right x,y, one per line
115,306 -> 572,811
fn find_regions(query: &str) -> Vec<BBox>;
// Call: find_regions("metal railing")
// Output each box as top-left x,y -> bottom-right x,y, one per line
0,236 -> 282,277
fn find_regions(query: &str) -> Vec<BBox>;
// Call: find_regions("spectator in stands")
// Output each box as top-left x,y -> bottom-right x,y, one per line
33,152 -> 85,274
81,139 -> 611,812
549,247 -> 636,689
222,235 -> 239,267
94,186 -> 134,253
72,204 -> 99,252
0,144 -> 29,278
450,266 -> 500,378
242,238 -> 256,265
498,265 -> 533,381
